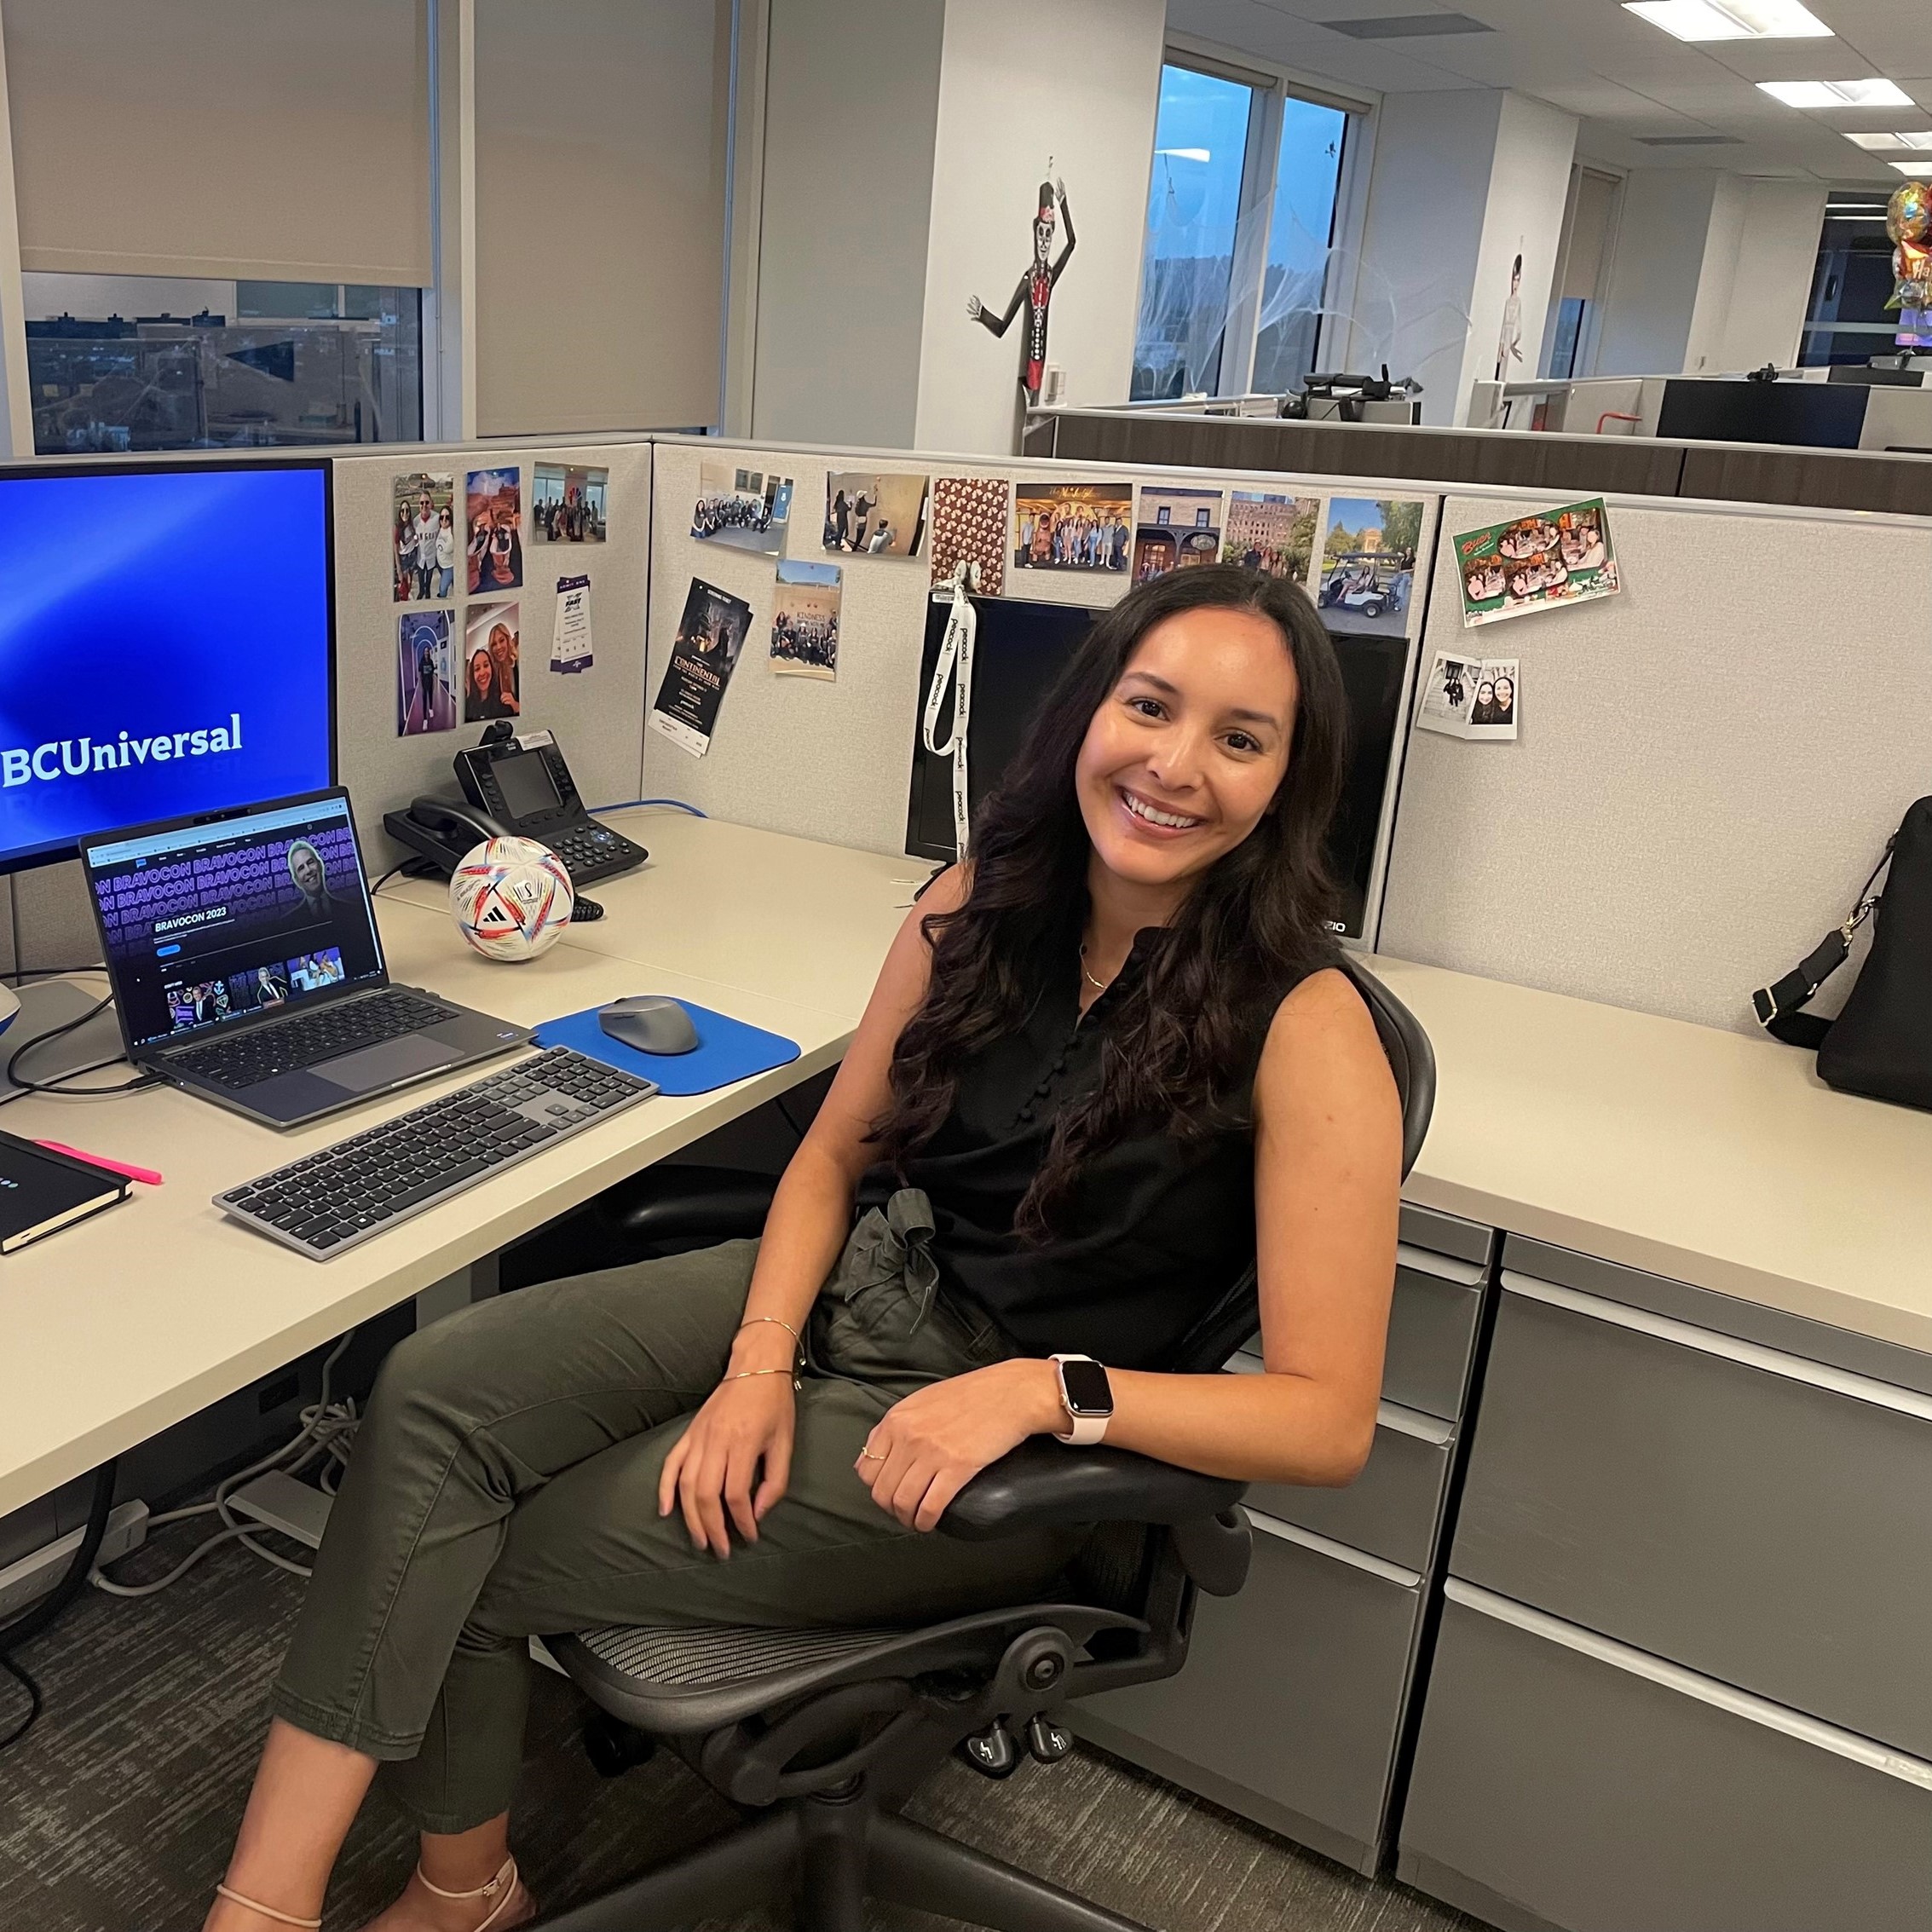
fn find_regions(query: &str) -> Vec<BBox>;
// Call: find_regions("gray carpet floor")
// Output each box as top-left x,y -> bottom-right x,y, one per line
0,1525 -> 1483,1932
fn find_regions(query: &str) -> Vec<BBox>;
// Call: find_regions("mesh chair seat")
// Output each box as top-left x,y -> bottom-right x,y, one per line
578,1620 -> 906,1692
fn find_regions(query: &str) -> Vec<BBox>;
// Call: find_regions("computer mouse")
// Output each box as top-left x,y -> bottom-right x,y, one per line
598,995 -> 701,1056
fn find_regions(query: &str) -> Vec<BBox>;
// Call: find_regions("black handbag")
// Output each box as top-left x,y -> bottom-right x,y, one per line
1752,796 -> 1932,1109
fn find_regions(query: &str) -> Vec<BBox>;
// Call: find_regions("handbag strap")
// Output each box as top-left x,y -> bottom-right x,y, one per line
1751,838 -> 1895,1049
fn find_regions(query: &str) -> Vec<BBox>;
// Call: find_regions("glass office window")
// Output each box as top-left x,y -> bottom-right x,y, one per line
1132,65 -> 1257,401
23,272 -> 423,454
1799,193 -> 1911,367
1250,96 -> 1348,395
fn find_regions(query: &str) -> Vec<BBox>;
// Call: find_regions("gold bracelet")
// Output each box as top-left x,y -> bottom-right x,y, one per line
737,1315 -> 802,1348
726,1364 -> 800,1390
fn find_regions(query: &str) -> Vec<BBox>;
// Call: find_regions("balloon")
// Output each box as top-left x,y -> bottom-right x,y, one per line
1887,180 -> 1931,245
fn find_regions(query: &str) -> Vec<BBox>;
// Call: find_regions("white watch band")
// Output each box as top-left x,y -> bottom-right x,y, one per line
1050,1352 -> 1110,1445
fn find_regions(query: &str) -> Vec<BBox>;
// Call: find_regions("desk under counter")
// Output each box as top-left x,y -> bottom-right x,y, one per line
1087,956 -> 1932,1930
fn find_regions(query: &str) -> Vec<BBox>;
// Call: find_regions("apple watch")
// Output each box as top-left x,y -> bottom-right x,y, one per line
1049,1353 -> 1114,1445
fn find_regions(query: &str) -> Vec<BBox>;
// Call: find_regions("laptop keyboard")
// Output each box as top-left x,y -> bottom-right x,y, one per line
215,1047 -> 656,1257
169,989 -> 456,1089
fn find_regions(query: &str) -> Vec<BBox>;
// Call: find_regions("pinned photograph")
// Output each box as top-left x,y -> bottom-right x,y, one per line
464,601 -> 521,722
1416,650 -> 1518,741
392,471 -> 454,603
1456,497 -> 1618,627
692,460 -> 793,555
771,560 -> 842,681
649,577 -> 754,758
533,462 -> 608,543
1133,486 -> 1224,580
1313,497 -> 1425,636
929,477 -> 1011,595
825,470 -> 928,558
466,466 -> 524,595
395,610 -> 456,736
1222,491 -> 1319,583
1012,482 -> 1132,574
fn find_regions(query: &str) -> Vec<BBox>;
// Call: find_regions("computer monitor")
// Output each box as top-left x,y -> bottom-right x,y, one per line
904,594 -> 1416,942
0,458 -> 334,874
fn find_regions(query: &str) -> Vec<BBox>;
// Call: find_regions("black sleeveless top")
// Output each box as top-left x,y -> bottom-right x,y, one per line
868,925 -> 1322,1371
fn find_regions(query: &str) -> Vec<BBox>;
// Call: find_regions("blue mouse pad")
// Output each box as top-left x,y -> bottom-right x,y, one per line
533,1000 -> 800,1097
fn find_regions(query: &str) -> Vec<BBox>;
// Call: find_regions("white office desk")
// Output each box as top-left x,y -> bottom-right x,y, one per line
0,811 -> 923,1520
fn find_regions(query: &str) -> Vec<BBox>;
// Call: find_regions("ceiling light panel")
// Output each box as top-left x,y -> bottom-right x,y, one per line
1623,0 -> 1830,42
1757,78 -> 1914,107
1845,130 -> 1932,150
1891,159 -> 1932,173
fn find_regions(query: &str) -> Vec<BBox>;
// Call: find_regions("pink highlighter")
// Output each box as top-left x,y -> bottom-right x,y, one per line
36,1139 -> 164,1187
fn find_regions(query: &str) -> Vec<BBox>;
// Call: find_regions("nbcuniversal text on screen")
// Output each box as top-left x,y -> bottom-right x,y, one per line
0,712 -> 245,787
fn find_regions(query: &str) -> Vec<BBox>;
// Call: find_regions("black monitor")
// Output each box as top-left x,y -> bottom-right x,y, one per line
905,594 -> 1414,940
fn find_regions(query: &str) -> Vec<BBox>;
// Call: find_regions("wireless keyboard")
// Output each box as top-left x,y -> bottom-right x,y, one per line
214,1047 -> 656,1258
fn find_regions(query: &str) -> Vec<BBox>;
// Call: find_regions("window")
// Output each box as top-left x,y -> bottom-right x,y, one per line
1798,191 -> 1914,366
1133,60 -> 1352,401
1542,167 -> 1620,379
23,273 -> 423,455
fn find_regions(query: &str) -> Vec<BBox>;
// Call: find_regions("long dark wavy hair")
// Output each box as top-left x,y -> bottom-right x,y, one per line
874,563 -> 1351,1238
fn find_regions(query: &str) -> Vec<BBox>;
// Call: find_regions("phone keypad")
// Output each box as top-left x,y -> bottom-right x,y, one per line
547,822 -> 647,885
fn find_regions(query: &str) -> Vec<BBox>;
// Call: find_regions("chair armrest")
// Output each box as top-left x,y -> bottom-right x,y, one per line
591,1165 -> 777,1246
939,1438 -> 1246,1540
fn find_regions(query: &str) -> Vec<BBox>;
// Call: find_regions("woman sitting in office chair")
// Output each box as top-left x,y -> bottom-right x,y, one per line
204,564 -> 1403,1932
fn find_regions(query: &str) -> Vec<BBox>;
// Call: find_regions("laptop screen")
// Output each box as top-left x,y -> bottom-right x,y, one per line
83,791 -> 384,1053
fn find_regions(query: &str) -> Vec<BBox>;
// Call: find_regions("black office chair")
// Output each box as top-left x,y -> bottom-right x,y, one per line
530,964 -> 1434,1932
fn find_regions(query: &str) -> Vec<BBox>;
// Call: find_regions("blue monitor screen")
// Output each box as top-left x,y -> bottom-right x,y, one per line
0,462 -> 332,870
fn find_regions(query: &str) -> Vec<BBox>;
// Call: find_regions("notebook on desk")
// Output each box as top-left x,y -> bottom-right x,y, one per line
0,1130 -> 130,1252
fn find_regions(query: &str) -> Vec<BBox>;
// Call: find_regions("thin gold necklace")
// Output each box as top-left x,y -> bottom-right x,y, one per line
1078,943 -> 1111,994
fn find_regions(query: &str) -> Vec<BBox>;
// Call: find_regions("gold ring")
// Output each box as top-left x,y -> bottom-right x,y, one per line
858,1447 -> 888,1462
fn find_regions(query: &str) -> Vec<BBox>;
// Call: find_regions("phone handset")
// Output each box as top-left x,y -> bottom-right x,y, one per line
407,796 -> 508,849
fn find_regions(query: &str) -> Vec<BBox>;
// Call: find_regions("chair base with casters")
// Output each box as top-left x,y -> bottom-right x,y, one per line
518,965 -> 1435,1932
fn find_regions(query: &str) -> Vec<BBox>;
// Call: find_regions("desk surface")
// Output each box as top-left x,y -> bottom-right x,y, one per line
4,810 -> 1929,1520
0,811 -> 926,1519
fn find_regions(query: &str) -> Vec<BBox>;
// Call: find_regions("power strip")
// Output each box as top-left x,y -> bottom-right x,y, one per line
227,1471 -> 333,1549
0,1501 -> 148,1623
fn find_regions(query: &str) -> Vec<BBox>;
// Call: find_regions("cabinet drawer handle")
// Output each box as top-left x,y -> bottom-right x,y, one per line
1397,1242 -> 1485,1289
1248,1509 -> 1423,1589
1445,1579 -> 1932,1790
1502,1272 -> 1932,1424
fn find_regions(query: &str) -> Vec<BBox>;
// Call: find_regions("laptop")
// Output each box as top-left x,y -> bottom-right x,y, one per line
82,787 -> 530,1128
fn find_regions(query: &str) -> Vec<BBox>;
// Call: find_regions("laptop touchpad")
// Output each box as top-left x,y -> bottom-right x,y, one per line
314,1033 -> 458,1093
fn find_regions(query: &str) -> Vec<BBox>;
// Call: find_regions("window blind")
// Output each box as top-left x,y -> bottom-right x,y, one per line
3,0 -> 432,285
474,0 -> 732,435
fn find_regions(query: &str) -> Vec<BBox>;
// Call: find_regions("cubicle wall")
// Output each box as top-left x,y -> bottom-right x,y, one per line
4,428 -> 1927,1044
642,435 -> 1438,939
1381,490 -> 1932,1034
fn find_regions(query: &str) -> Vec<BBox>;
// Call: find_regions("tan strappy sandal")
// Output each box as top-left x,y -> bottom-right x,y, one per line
211,1886 -> 320,1929
415,1854 -> 524,1930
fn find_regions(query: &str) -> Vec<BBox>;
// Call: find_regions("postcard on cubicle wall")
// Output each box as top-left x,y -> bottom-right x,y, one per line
551,574 -> 593,674
771,560 -> 841,682
825,470 -> 929,558
466,466 -> 523,595
1455,497 -> 1618,628
464,602 -> 521,722
1416,650 -> 1518,741
1133,486 -> 1224,580
929,477 -> 1010,595
692,461 -> 793,555
1012,482 -> 1133,574
1221,491 -> 1318,584
396,610 -> 455,735
1313,496 -> 1426,637
533,463 -> 608,543
393,471 -> 454,603
649,577 -> 753,758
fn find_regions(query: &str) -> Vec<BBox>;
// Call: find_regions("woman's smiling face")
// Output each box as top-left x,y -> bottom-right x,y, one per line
1074,604 -> 1298,892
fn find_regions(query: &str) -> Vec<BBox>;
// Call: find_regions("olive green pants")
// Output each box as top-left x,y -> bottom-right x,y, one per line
271,1193 -> 1079,1832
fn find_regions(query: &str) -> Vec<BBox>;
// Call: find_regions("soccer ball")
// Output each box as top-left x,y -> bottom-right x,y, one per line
450,836 -> 574,961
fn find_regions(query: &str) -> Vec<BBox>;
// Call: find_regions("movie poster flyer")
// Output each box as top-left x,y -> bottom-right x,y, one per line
1455,497 -> 1618,628
649,577 -> 753,758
